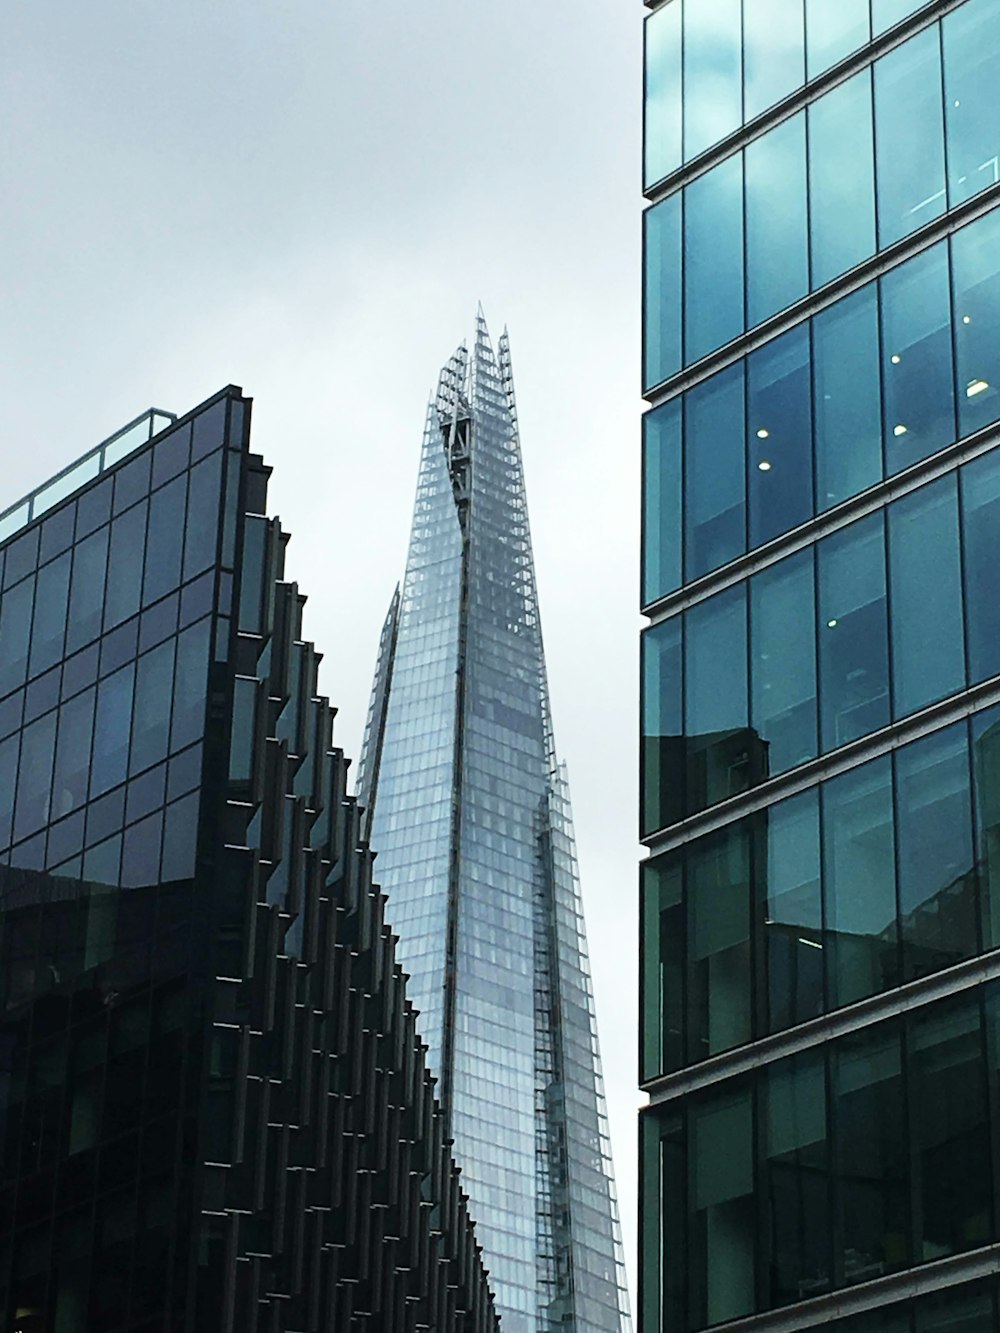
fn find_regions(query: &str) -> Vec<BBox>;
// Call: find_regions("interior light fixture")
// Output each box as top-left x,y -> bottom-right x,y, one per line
891,354 -> 902,365
967,379 -> 990,397
893,424 -> 908,437
798,937 -> 824,950
955,99 -> 961,107
756,427 -> 769,439
827,619 -> 838,629
758,460 -> 772,471
963,314 -> 972,325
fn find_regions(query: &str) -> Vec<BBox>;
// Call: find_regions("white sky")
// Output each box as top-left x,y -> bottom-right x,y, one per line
2,0 -> 644,1295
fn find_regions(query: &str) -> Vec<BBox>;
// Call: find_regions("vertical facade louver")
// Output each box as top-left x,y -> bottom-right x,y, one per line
640,1 -> 1000,1330
0,387 -> 498,1332
356,314 -> 631,1333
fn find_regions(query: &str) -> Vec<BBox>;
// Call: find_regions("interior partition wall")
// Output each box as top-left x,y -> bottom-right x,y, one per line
639,1 -> 1000,1331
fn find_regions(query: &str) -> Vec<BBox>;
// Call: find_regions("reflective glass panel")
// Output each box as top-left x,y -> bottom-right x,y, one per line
896,724 -> 977,983
943,0 -> 1000,208
745,113 -> 808,328
687,825 -> 751,1060
644,195 -> 683,391
91,664 -> 135,798
805,0 -> 869,79
874,27 -> 946,247
823,756 -> 898,1007
872,0 -> 927,35
66,526 -> 108,655
51,688 -> 95,821
641,856 -> 683,1079
973,706 -> 1000,951
14,711 -> 57,844
887,475 -> 965,717
104,500 -> 147,631
642,618 -> 683,836
689,1086 -> 754,1327
952,207 -> 1000,439
817,515 -> 889,751
880,243 -> 955,474
28,550 -> 71,679
644,3 -> 682,187
643,399 -> 682,605
915,1284 -> 997,1332
684,585 -> 751,814
963,450 -> 1000,684
809,71 -> 875,288
684,363 -> 745,579
760,790 -> 822,1034
747,326 -> 812,548
814,287 -> 882,510
683,0 -> 741,162
0,577 -> 34,698
743,0 -> 804,121
750,550 -> 817,776
142,474 -> 185,607
131,639 -> 176,777
684,154 -> 744,365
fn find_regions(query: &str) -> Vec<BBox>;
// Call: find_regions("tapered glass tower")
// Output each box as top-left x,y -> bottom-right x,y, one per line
357,313 -> 630,1333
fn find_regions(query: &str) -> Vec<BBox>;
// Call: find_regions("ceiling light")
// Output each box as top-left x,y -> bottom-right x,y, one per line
758,460 -> 771,472
798,937 -> 824,950
756,427 -> 769,439
963,314 -> 972,325
967,379 -> 990,397
827,619 -> 838,629
891,354 -> 901,365
893,424 -> 908,437
954,99 -> 961,107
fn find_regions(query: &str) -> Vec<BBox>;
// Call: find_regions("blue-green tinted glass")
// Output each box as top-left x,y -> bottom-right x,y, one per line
814,287 -> 882,510
944,0 -> 1000,208
874,27 -> 946,247
643,1111 -> 685,1332
642,618 -> 684,835
689,1086 -> 754,1326
962,450 -> 1000,684
643,400 -> 682,605
809,71 -> 875,288
896,724 -> 977,984
66,525 -> 108,655
915,1284 -> 997,1332
979,710 -> 1000,950
684,363 -> 745,579
747,325 -> 812,547
0,732 -> 18,847
818,514 -> 889,751
142,473 -> 185,606
872,0 -> 926,35
0,577 -> 34,698
644,195 -> 682,391
685,584 -> 751,814
104,500 -> 147,631
641,856 -> 683,1079
28,549 -> 71,679
751,550 -> 817,775
687,825 -> 751,1060
888,477 -> 965,717
743,0 -> 804,121
745,113 -> 808,328
761,789 -> 822,1034
644,3 -> 682,187
684,154 -> 744,364
805,0 -> 869,79
881,242 -> 955,473
823,755 -> 898,1007
683,0 -> 741,161
952,207 -> 1000,438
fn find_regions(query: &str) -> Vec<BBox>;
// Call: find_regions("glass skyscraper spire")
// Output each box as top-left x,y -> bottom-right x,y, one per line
356,313 -> 630,1333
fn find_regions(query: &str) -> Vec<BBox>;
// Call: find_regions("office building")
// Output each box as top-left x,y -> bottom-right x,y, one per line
640,1 -> 1000,1330
0,390 -> 499,1333
356,313 -> 630,1332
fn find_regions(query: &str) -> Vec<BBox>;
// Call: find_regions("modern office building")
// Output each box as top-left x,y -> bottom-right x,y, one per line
356,314 -> 631,1333
0,390 -> 499,1333
640,1 -> 1000,1330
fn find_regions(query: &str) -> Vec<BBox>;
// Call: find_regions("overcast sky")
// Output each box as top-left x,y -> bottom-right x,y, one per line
2,0 -> 643,1292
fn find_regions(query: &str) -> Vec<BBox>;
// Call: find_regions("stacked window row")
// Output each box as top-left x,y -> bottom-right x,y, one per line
644,206 -> 1000,604
642,705 -> 1000,1082
643,458 -> 1000,833
642,984 -> 1000,1330
644,0 -> 931,186
644,0 -> 1000,389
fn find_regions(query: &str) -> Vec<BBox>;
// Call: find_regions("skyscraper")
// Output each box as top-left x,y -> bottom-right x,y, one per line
0,389 -> 499,1333
640,1 -> 1000,1330
356,314 -> 630,1333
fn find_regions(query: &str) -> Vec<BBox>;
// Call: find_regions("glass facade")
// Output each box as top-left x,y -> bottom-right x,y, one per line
640,0 -> 1000,1328
0,390 -> 499,1333
356,317 -> 630,1332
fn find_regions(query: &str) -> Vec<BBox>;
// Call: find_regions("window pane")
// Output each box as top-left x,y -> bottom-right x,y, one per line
641,856 -> 684,1080
814,287 -> 882,510
944,0 -> 1000,208
805,0 -> 869,79
142,474 -> 185,607
760,1052 -> 829,1309
0,576 -> 35,697
743,0 -> 804,121
643,400 -> 682,605
130,639 -> 176,777
183,447 -> 223,582
644,1111 -> 686,1333
66,526 -> 108,655
831,1026 -> 908,1286
683,0 -> 741,161
52,688 -> 95,821
872,0 -> 924,35
684,363 -> 745,579
14,711 -> 57,844
874,27 -> 946,247
750,550 -> 817,775
170,618 -> 211,753
915,1284 -> 997,1332
888,476 -> 965,717
644,196 -> 683,391
687,825 -> 751,1060
760,790 -> 822,1034
104,500 -> 147,631
685,585 -> 753,814
690,1086 -> 754,1326
896,725 -> 977,984
952,208 -> 1000,439
91,664 -> 135,799
908,997 -> 991,1262
973,706 -> 1000,951
818,514 -> 889,751
745,113 -> 808,328
161,791 -> 199,881
747,326 -> 812,547
962,450 -> 1000,683
644,3 -> 682,186
881,242 -> 955,473
27,550 -> 71,679
809,71 -> 875,288
0,731 -> 18,847
642,619 -> 683,835
684,154 -> 744,364
823,756 -> 898,1007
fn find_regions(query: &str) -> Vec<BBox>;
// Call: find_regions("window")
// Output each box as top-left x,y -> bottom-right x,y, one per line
683,0 -> 741,162
805,0 -> 869,79
745,113 -> 808,328
644,2 -> 682,187
684,154 -> 744,365
747,326 -> 812,548
874,27 -> 946,247
643,400 -> 682,605
684,364 -> 745,579
28,551 -> 71,679
973,707 -> 1000,951
641,856 -> 684,1080
687,825 -> 751,1060
743,0 -> 804,122
809,71 -> 875,288
961,450 -> 1000,685
813,287 -> 882,510
759,789 -> 822,1034
750,550 -> 817,775
685,585 -> 751,814
641,619 -> 683,836
952,207 -> 1000,439
689,1086 -> 754,1326
943,0 -> 1000,207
